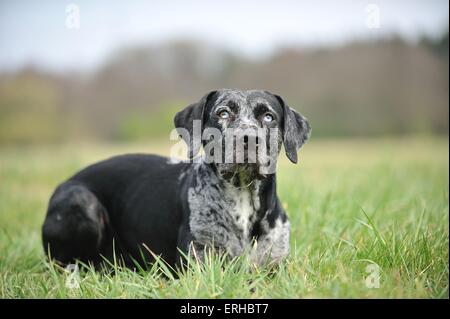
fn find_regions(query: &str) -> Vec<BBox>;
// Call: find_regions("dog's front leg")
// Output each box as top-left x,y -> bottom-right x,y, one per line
251,218 -> 291,267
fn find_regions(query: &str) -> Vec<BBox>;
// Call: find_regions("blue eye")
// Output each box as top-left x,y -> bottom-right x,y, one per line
218,110 -> 230,119
263,113 -> 273,123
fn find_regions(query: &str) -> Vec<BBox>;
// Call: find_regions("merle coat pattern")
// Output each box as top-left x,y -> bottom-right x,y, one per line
41,89 -> 311,268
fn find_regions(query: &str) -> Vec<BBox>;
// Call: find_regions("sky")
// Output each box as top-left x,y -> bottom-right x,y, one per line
0,0 -> 448,72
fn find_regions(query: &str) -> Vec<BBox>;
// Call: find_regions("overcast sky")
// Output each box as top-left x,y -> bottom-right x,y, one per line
0,0 -> 448,72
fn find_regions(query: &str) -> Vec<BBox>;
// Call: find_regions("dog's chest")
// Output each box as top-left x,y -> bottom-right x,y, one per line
187,168 -> 261,253
222,185 -> 259,239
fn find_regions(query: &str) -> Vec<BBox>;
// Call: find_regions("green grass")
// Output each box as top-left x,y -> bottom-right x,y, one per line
0,137 -> 448,298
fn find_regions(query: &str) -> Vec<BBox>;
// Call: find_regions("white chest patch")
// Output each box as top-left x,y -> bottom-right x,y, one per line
223,183 -> 260,241
187,164 -> 262,256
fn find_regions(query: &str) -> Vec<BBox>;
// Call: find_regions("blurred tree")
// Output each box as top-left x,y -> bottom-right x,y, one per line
0,32 -> 448,144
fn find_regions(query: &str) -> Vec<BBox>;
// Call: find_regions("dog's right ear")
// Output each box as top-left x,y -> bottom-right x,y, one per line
273,94 -> 311,164
174,90 -> 217,158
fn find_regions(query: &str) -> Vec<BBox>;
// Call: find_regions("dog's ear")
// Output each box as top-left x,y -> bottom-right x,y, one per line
174,90 -> 217,158
274,94 -> 311,164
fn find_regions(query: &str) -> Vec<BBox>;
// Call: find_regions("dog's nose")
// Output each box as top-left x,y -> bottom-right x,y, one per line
238,130 -> 260,151
242,135 -> 259,146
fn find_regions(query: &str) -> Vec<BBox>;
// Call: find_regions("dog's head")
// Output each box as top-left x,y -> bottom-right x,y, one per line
174,89 -> 311,181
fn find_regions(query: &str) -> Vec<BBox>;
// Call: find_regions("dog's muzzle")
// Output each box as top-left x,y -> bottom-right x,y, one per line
209,126 -> 279,179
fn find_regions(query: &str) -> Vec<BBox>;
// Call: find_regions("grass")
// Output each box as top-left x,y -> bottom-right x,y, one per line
0,137 -> 448,298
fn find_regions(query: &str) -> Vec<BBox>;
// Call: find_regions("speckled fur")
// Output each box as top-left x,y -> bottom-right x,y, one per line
185,160 -> 290,265
42,89 -> 309,269
172,89 -> 310,266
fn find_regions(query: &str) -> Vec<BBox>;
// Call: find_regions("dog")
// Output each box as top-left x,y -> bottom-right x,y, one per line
41,89 -> 311,269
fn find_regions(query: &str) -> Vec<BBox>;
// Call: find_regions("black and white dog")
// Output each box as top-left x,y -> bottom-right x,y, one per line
42,89 -> 311,269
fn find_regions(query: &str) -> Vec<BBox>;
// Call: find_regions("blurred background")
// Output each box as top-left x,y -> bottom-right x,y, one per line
0,0 -> 448,144
1,1 -> 448,299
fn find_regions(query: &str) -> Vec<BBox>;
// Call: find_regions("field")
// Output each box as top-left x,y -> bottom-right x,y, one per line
0,137 -> 448,298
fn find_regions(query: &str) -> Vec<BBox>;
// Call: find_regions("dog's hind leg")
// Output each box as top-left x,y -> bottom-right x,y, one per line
42,181 -> 107,266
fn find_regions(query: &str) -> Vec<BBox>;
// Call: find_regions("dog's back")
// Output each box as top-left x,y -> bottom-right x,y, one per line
42,89 -> 310,269
42,154 -> 190,267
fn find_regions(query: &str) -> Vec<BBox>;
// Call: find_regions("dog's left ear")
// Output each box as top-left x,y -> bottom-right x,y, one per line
174,90 -> 217,158
274,94 -> 311,164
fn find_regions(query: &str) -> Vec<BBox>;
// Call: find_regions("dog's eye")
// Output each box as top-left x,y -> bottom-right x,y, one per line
218,110 -> 230,119
263,113 -> 273,123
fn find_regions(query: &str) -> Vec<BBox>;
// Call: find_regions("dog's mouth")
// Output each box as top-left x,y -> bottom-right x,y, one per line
214,162 -> 269,184
207,144 -> 280,181
203,135 -> 280,179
